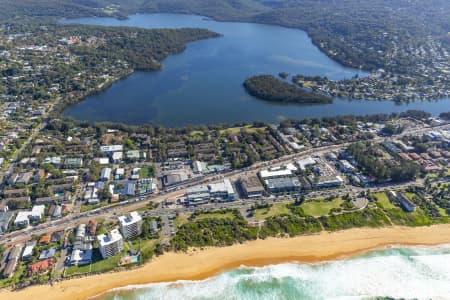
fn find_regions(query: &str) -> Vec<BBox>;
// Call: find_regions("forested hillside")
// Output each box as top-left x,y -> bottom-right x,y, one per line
1,0 -> 449,73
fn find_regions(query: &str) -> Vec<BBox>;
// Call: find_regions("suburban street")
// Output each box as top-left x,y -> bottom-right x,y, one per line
2,122 -> 447,249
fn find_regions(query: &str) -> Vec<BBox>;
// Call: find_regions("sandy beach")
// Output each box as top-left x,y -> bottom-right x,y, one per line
2,224 -> 450,300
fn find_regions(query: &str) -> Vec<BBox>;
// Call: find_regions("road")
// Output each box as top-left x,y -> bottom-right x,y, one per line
1,122 -> 448,247
0,101 -> 56,186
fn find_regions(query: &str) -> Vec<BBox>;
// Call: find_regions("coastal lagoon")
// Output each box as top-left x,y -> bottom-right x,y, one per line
63,14 -> 450,126
99,245 -> 450,300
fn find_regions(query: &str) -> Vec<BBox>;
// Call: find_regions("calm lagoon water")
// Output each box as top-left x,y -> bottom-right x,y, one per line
99,245 -> 450,300
63,14 -> 450,126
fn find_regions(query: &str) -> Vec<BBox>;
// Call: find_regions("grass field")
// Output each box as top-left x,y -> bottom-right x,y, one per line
130,237 -> 159,251
173,213 -> 191,228
374,192 -> 397,209
219,125 -> 264,135
189,130 -> 204,137
194,212 -> 236,221
253,203 -> 291,220
65,264 -> 91,276
301,198 -> 344,217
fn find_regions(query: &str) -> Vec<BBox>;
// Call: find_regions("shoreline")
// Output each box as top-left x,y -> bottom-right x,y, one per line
2,224 -> 450,300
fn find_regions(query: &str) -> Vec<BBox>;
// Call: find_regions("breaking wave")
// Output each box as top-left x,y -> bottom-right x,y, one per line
99,245 -> 450,300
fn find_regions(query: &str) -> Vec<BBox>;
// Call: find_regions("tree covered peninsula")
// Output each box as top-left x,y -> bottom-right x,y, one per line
243,75 -> 332,104
0,23 -> 220,112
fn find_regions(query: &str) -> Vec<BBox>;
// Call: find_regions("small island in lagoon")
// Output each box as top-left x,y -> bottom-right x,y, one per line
243,75 -> 332,104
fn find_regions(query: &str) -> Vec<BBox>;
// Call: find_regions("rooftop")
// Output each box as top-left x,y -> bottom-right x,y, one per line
118,211 -> 142,226
241,176 -> 264,192
265,177 -> 301,189
38,247 -> 56,260
100,145 -> 123,153
208,179 -> 234,195
97,228 -> 123,247
259,169 -> 292,179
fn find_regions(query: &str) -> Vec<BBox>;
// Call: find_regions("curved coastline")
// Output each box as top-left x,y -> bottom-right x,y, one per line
2,224 -> 450,300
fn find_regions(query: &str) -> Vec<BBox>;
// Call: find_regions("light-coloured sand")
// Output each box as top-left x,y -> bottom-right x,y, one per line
2,224 -> 450,300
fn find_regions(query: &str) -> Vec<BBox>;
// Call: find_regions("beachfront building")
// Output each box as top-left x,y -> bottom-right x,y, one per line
186,185 -> 211,207
389,191 -> 417,212
70,249 -> 93,266
70,223 -> 93,266
240,176 -> 265,198
265,177 -> 302,194
2,245 -> 22,279
185,179 -> 236,206
208,179 -> 236,201
97,229 -> 124,259
259,168 -> 293,180
118,211 -> 142,240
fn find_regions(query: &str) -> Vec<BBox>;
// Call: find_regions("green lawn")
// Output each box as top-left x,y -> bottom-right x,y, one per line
426,173 -> 439,180
80,202 -> 109,213
253,203 -> 291,220
404,192 -> 418,201
0,264 -> 26,288
102,8 -> 118,15
139,166 -> 154,179
437,206 -> 449,217
90,255 -> 120,273
219,125 -> 263,135
301,198 -> 344,217
445,168 -> 450,177
65,252 -> 121,276
194,212 -> 235,221
374,192 -> 397,209
131,238 -> 160,252
189,130 -> 204,137
65,264 -> 91,276
174,213 -> 191,228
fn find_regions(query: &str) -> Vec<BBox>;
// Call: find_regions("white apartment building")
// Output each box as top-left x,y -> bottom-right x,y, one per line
118,211 -> 142,240
97,229 -> 124,259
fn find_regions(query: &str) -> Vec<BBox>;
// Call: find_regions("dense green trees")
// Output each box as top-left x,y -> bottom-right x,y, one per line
1,0 -> 448,76
259,215 -> 322,238
319,209 -> 390,231
348,142 -> 419,182
244,75 -> 332,104
1,22 -> 219,114
171,211 -> 258,251
68,27 -> 220,71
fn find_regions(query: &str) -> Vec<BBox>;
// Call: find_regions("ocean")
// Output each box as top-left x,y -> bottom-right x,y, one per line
98,245 -> 450,300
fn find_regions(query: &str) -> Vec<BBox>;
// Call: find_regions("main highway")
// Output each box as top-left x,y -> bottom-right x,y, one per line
1,121 -> 449,248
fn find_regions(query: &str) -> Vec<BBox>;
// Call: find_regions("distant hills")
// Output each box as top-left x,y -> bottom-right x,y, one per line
1,0 -> 449,73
